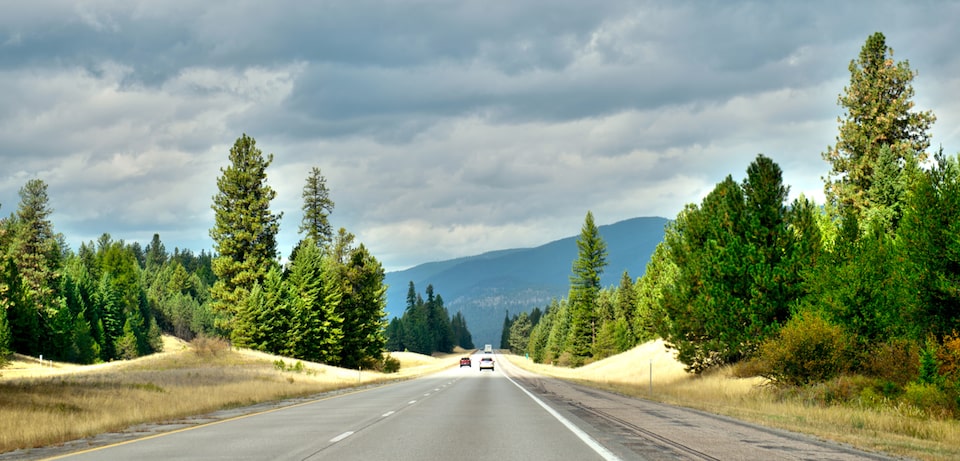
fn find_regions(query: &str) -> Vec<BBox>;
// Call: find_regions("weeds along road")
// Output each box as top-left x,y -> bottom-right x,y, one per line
45,353 -> 896,461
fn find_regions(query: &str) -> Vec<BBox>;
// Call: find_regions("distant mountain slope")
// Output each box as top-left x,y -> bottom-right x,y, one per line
384,216 -> 669,347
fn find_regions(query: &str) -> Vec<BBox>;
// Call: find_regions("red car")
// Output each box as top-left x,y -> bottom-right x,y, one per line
459,357 -> 471,367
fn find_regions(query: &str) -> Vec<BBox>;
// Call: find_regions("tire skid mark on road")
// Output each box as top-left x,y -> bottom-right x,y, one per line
571,403 -> 721,461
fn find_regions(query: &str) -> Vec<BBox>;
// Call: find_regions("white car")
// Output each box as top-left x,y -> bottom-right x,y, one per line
479,356 -> 494,371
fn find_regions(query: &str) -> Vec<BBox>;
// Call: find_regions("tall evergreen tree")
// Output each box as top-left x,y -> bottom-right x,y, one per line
450,311 -> 474,349
384,317 -> 404,351
660,155 -> 806,372
500,310 -> 512,350
0,258 -> 15,361
900,151 -> 960,340
387,283 -> 462,355
144,234 -> 167,270
614,271 -> 637,346
300,167 -> 335,247
11,179 -> 60,307
822,32 -> 935,221
337,244 -> 388,368
286,239 -> 343,363
508,312 -> 532,354
528,300 -> 558,363
209,134 -> 282,333
567,211 -> 608,365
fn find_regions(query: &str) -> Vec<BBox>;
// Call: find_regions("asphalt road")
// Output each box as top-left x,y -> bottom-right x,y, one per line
48,353 -> 611,461
42,352 -> 898,461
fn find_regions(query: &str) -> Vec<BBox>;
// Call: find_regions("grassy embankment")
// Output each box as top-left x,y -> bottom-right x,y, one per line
504,339 -> 960,461
0,336 -> 458,454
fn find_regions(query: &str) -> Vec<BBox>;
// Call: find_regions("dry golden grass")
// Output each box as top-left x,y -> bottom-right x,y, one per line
0,337 -> 457,454
504,339 -> 960,461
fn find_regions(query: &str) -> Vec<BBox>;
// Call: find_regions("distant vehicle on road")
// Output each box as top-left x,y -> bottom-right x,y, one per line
484,344 -> 492,353
459,357 -> 471,367
479,356 -> 494,371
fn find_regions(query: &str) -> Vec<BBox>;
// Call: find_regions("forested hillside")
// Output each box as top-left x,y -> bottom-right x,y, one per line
0,136 -> 400,371
384,216 -> 667,346
500,32 -> 960,418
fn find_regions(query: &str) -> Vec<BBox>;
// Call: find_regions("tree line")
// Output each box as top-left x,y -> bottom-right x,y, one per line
0,179 -> 207,364
1,134 -> 394,371
502,32 -> 960,414
384,282 -> 474,355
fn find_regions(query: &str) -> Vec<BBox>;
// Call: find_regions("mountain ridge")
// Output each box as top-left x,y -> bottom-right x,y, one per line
384,216 -> 669,346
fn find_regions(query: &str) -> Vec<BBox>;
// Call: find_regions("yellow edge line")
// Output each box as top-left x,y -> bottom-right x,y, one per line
42,385 -> 382,460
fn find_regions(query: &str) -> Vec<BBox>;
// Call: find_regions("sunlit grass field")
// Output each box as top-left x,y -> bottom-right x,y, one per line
504,340 -> 960,461
0,337 -> 457,454
5,337 -> 959,460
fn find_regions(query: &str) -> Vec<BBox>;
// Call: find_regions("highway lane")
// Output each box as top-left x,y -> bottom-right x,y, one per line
46,351 -> 899,461
52,353 -> 612,461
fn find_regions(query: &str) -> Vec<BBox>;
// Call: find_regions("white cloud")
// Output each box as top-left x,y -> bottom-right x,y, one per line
1,1 -> 958,271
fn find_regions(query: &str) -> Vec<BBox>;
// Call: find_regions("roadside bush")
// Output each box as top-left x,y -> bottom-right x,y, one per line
756,312 -> 853,386
802,375 -> 875,406
918,339 -> 942,386
554,351 -> 576,367
901,382 -> 957,419
862,338 -> 920,385
273,360 -> 305,373
191,334 -> 230,357
938,333 -> 960,381
382,355 -> 401,373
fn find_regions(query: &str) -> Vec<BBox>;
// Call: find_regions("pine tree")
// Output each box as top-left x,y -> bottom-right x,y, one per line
0,273 -> 11,361
658,156 -> 815,372
450,311 -> 474,349
337,244 -> 387,368
614,271 -> 637,346
567,211 -> 608,365
899,151 -> 960,340
209,134 -> 282,333
823,32 -> 935,221
11,179 -> 60,307
508,312 -> 532,354
300,167 -> 335,247
286,239 -> 343,363
500,310 -> 512,350
385,317 -> 404,351
145,234 -> 167,270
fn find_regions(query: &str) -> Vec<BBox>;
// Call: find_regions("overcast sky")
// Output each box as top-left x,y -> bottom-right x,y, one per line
2,1 -> 959,271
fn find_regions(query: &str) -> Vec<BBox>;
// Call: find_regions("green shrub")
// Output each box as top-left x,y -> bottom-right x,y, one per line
918,339 -> 942,386
902,382 -> 956,419
273,360 -> 306,373
756,312 -> 853,386
804,375 -> 874,406
382,355 -> 401,373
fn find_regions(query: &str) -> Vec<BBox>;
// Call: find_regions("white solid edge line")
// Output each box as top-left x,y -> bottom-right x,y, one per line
504,373 -> 623,461
330,431 -> 354,443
